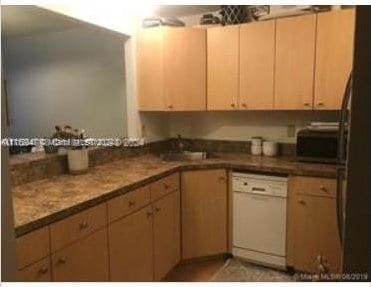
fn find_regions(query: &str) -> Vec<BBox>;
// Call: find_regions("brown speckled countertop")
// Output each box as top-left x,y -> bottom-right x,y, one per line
13,153 -> 337,237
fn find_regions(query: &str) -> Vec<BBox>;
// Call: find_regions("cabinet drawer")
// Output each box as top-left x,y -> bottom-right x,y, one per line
16,227 -> 50,269
290,176 -> 336,198
107,185 -> 151,222
52,228 -> 109,281
50,203 -> 107,252
17,257 -> 51,282
151,173 -> 180,202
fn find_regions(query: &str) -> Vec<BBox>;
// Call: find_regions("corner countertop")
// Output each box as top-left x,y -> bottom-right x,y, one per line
12,153 -> 337,237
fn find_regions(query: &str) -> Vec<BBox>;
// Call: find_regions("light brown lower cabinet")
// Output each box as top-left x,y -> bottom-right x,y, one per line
153,190 -> 180,280
287,176 -> 341,274
17,257 -> 51,281
108,205 -> 154,281
181,169 -> 228,259
52,228 -> 109,281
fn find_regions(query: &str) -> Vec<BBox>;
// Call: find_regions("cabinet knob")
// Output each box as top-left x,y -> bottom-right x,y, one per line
79,221 -> 89,230
241,103 -> 247,108
317,102 -> 324,106
146,211 -> 153,217
128,200 -> 136,207
218,176 -> 226,181
303,102 -> 310,107
298,199 -> 306,205
164,183 -> 170,189
58,256 -> 67,264
168,105 -> 173,109
155,207 -> 161,213
38,266 -> 49,274
230,103 -> 235,108
320,185 -> 328,192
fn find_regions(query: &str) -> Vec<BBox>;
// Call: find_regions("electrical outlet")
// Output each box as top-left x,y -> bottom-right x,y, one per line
287,124 -> 296,138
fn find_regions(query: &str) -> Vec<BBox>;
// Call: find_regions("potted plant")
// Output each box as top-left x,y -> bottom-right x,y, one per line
51,125 -> 89,174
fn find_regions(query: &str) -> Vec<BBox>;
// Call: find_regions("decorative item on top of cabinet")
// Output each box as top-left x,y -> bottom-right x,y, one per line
274,14 -> 316,110
181,169 -> 228,259
137,27 -> 206,111
239,20 -> 275,110
314,8 -> 355,110
207,26 -> 239,110
287,176 -> 341,274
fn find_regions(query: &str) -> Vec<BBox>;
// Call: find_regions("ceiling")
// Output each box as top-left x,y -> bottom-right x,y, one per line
1,5 -> 221,38
154,5 -> 220,17
1,5 -> 81,37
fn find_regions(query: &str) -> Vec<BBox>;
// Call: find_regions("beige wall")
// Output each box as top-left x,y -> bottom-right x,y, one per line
168,111 -> 338,143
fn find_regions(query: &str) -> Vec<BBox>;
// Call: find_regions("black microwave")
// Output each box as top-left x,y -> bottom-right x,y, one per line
296,129 -> 342,164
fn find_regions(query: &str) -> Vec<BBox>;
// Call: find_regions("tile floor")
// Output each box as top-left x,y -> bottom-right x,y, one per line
164,257 -> 294,282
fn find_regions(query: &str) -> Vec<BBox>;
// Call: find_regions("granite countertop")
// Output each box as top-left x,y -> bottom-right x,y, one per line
12,153 -> 337,237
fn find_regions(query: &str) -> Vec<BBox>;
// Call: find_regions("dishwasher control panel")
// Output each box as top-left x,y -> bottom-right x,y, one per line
233,172 -> 288,198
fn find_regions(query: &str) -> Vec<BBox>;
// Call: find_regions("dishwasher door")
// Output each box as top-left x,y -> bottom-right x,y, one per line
233,191 -> 287,261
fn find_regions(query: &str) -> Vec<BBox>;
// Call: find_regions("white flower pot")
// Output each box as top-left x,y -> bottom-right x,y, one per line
67,149 -> 89,174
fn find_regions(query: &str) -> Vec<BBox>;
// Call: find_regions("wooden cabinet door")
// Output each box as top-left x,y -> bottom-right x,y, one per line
240,20 -> 275,110
16,227 -> 50,270
207,26 -> 239,110
314,9 -> 355,110
275,14 -> 316,110
17,257 -> 51,282
153,191 -> 180,281
137,27 -> 165,110
289,181 -> 341,274
108,206 -> 154,281
52,229 -> 109,281
163,28 -> 206,111
181,169 -> 228,259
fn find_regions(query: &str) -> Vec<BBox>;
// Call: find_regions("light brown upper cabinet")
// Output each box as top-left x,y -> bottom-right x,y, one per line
314,9 -> 355,110
239,20 -> 275,110
163,28 -> 206,111
137,27 -> 206,111
137,27 -> 164,110
207,26 -> 239,110
275,14 -> 316,110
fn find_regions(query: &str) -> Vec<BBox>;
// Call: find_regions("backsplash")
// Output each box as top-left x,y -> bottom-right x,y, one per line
168,138 -> 296,157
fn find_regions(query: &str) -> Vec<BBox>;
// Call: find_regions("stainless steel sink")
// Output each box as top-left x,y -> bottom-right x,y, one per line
160,151 -> 216,161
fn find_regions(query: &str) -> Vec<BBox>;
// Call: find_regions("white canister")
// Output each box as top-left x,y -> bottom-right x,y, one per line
67,149 -> 89,174
251,137 -> 263,146
262,141 -> 278,157
251,144 -> 262,156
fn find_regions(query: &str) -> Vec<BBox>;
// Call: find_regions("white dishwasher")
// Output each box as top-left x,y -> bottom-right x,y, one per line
232,172 -> 288,269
